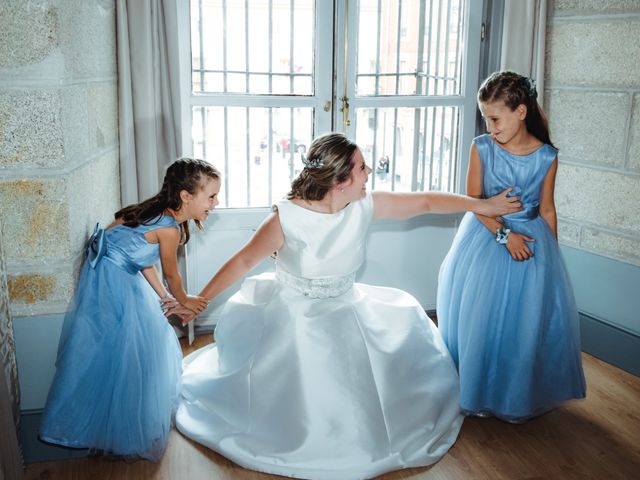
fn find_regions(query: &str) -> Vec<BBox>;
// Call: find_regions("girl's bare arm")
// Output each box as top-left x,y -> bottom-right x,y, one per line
539,158 -> 559,239
156,227 -> 208,312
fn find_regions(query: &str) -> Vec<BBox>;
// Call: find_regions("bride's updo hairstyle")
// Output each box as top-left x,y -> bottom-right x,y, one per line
287,132 -> 359,201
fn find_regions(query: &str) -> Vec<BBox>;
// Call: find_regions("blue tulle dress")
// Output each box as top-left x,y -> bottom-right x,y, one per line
437,134 -> 586,422
39,215 -> 183,461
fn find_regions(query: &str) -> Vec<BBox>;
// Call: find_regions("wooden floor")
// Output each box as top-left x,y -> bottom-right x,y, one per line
25,334 -> 640,480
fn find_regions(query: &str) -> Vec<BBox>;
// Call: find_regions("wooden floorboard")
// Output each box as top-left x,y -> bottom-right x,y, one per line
25,335 -> 640,480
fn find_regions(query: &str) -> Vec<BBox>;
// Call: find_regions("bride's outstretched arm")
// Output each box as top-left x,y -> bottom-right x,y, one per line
199,211 -> 285,302
372,187 -> 521,220
372,144 -> 522,221
170,212 -> 284,325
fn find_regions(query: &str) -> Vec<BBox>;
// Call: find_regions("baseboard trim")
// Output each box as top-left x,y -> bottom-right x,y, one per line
579,312 -> 640,376
20,411 -> 89,464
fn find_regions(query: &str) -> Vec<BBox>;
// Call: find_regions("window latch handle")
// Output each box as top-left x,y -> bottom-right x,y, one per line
340,96 -> 351,126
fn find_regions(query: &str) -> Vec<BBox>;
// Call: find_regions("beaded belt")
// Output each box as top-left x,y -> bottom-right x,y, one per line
275,266 -> 355,298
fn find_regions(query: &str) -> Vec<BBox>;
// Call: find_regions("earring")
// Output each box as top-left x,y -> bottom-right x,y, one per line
340,188 -> 344,193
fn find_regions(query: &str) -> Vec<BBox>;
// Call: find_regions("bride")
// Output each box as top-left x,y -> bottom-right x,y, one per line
173,132 -> 521,479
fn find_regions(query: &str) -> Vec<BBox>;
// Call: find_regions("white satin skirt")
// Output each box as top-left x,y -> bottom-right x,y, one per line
176,273 -> 463,479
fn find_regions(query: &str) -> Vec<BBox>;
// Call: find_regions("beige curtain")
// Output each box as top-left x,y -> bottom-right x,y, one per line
500,0 -> 548,104
0,220 -> 24,480
116,0 -> 194,342
116,0 -> 183,205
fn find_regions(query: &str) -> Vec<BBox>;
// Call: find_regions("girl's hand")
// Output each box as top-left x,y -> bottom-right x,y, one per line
182,295 -> 209,314
477,188 -> 522,217
159,295 -> 178,313
505,232 -> 535,261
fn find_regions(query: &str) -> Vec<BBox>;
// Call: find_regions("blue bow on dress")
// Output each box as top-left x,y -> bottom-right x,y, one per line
87,223 -> 107,268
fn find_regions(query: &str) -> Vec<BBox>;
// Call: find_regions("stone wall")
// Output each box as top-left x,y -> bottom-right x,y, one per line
0,0 -> 120,319
546,0 -> 640,266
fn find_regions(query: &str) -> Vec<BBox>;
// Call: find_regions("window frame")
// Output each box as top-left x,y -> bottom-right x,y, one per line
176,0 -> 495,204
338,0 -> 485,195
176,0 -> 334,209
174,0 -> 499,332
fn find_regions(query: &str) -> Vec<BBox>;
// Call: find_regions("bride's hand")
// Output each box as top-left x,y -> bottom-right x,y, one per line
477,188 -> 522,217
165,305 -> 198,325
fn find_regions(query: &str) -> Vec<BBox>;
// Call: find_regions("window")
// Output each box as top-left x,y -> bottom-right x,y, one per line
177,0 -> 488,328
181,0 -> 483,207
351,0 -> 475,193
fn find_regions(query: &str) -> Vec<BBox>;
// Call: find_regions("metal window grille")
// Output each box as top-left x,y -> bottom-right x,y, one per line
354,0 -> 465,193
190,0 -> 315,208
189,0 -> 470,207
357,106 -> 458,193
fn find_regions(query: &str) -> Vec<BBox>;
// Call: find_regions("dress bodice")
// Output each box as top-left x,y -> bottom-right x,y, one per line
100,215 -> 180,272
275,192 -> 374,280
474,134 -> 557,222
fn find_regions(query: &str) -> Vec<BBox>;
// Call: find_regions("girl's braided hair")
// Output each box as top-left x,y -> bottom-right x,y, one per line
478,70 -> 556,149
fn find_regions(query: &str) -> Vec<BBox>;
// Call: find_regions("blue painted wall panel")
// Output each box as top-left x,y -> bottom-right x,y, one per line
561,245 -> 640,336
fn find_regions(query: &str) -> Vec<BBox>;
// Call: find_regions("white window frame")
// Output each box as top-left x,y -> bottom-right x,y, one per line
176,0 -> 334,209
177,1 -> 486,203
336,0 -> 484,194
175,0 -> 490,333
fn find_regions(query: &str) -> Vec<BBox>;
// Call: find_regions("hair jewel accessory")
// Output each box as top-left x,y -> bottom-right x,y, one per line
301,154 -> 324,170
525,77 -> 537,98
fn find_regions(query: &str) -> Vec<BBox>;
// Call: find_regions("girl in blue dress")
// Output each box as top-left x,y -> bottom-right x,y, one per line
437,71 -> 586,422
39,158 -> 220,461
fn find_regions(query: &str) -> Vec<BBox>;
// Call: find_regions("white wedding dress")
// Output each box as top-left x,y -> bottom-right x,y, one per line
176,193 -> 463,479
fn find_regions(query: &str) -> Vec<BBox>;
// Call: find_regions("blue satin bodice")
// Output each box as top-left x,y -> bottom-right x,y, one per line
474,134 -> 557,223
87,215 -> 180,274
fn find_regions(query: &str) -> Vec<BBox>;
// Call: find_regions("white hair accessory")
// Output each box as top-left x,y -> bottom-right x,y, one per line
301,154 -> 324,170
